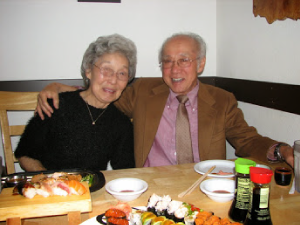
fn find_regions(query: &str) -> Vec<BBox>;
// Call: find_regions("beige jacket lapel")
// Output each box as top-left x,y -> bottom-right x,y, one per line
197,82 -> 218,161
142,83 -> 169,163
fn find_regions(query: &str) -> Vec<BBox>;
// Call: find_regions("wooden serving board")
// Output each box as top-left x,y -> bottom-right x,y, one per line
0,182 -> 91,221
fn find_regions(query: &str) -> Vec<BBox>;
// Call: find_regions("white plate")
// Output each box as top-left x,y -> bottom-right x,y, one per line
80,207 -> 146,225
194,160 -> 235,178
80,216 -> 98,225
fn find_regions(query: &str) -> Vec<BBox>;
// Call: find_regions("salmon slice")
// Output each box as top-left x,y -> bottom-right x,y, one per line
107,217 -> 129,225
66,179 -> 87,195
105,209 -> 127,219
110,202 -> 132,219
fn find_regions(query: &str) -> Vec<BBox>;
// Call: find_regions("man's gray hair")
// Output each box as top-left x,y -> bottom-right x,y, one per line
158,32 -> 206,68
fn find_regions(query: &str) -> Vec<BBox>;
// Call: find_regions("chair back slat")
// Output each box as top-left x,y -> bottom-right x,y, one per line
0,91 -> 38,174
10,125 -> 26,136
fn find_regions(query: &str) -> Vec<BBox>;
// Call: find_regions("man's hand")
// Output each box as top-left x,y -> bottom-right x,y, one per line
267,144 -> 294,168
281,145 -> 294,168
35,82 -> 77,120
18,156 -> 46,172
36,83 -> 60,120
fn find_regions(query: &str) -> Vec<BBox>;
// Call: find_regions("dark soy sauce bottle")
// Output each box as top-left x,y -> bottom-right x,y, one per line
228,158 -> 256,222
244,167 -> 273,225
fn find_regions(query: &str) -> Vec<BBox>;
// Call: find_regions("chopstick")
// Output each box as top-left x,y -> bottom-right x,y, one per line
178,165 -> 216,198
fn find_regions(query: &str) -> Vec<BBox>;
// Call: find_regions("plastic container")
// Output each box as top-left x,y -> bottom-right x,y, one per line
294,140 -> 300,193
228,158 -> 256,223
244,167 -> 273,225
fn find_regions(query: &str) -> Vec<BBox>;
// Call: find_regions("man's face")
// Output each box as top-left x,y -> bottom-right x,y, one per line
161,36 -> 206,95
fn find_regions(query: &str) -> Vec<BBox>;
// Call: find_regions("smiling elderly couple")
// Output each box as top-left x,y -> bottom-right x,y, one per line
14,32 -> 294,172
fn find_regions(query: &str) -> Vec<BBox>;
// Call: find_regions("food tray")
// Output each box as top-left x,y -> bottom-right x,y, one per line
1,168 -> 106,192
0,181 -> 91,221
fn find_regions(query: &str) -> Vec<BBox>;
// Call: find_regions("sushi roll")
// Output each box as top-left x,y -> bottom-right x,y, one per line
184,215 -> 195,225
166,200 -> 183,220
110,202 -> 132,220
174,204 -> 188,223
105,208 -> 129,225
161,219 -> 175,225
130,209 -> 144,225
141,212 -> 157,225
151,216 -> 167,225
155,195 -> 172,216
147,194 -> 162,213
105,208 -> 127,219
194,211 -> 213,225
183,203 -> 201,225
107,217 -> 129,225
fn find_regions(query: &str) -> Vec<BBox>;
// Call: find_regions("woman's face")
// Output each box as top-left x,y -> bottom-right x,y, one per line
86,52 -> 129,108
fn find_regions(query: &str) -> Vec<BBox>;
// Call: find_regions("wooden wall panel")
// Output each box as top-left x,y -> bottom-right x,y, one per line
0,77 -> 299,115
253,0 -> 300,24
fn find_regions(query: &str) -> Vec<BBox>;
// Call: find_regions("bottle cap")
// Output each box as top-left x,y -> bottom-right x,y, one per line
235,158 -> 256,174
250,167 -> 273,184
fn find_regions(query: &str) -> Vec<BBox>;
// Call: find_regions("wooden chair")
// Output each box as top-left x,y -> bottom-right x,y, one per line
0,92 -> 83,224
0,91 -> 39,174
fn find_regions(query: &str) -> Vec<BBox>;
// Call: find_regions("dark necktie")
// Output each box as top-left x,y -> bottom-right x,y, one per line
176,95 -> 194,164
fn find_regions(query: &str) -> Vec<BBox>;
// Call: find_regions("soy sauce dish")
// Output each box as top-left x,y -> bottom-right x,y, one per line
105,178 -> 148,202
200,178 -> 235,203
6,175 -> 27,187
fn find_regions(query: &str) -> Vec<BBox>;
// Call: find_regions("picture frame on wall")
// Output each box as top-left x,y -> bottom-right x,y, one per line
78,0 -> 121,3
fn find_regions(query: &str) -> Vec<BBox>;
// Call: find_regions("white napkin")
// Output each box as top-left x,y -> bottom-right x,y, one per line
289,178 -> 295,194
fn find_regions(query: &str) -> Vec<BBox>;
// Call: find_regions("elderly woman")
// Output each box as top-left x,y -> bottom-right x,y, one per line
14,34 -> 136,171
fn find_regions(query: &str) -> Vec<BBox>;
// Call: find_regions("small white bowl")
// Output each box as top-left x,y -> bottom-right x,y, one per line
256,164 -> 271,170
105,178 -> 148,202
200,178 -> 235,203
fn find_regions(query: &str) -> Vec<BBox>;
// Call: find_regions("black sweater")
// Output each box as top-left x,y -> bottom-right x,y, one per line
15,90 -> 135,170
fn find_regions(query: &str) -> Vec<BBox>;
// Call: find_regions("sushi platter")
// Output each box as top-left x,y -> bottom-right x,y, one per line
0,181 -> 91,221
1,169 -> 106,192
80,194 -> 241,225
0,170 -> 98,221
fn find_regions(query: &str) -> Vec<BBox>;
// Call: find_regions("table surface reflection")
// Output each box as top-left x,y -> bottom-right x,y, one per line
2,158 -> 299,225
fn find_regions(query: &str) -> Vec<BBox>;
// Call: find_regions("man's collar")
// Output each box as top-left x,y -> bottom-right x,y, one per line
169,80 -> 199,107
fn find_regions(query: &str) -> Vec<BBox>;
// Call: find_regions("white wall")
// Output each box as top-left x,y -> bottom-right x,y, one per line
0,0 -> 216,81
0,0 -> 216,172
216,0 -> 300,159
1,0 -> 299,172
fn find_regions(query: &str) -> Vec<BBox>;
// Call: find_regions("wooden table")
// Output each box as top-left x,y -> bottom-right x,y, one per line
1,159 -> 299,225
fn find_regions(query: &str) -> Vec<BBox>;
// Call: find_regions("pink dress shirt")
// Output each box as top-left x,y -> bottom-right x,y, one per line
144,82 -> 200,167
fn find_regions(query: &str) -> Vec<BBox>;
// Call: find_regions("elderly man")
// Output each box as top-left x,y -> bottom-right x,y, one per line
36,32 -> 294,168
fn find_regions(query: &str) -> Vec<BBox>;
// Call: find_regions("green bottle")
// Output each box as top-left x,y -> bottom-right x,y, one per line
228,158 -> 256,222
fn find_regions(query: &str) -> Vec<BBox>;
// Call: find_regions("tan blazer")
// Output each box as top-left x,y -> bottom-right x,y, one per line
115,77 -> 276,167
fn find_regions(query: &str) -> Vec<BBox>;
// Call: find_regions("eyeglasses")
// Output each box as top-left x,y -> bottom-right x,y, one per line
93,64 -> 129,81
160,57 -> 200,69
